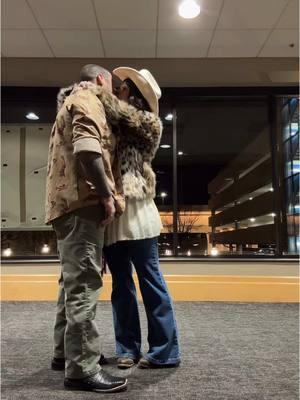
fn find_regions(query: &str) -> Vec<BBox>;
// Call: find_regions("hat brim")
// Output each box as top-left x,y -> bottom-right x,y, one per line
113,67 -> 159,115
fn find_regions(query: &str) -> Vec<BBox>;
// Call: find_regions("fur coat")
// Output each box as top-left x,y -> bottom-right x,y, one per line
57,82 -> 163,200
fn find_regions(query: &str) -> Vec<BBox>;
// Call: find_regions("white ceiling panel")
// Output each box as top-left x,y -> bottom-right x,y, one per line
1,0 -> 39,29
45,30 -> 104,57
2,30 -> 53,57
157,30 -> 213,57
209,30 -> 270,57
94,0 -> 157,29
217,0 -> 290,29
28,0 -> 97,29
159,0 -> 223,30
259,29 -> 299,57
102,30 -> 156,57
277,0 -> 299,29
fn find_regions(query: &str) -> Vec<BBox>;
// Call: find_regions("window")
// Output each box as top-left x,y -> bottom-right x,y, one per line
280,97 -> 299,254
1,87 -> 298,259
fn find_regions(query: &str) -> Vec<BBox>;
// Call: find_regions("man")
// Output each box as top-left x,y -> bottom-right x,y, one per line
45,64 -> 126,393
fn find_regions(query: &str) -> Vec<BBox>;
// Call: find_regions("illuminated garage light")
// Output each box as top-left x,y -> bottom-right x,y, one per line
179,0 -> 201,19
26,112 -> 39,120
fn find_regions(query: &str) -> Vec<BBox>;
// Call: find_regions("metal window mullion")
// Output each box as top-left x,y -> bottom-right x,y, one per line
172,107 -> 178,257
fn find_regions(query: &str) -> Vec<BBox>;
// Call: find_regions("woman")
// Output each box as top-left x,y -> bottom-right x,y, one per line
99,68 -> 181,369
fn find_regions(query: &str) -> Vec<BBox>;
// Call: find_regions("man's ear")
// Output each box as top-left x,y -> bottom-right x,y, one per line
96,74 -> 105,86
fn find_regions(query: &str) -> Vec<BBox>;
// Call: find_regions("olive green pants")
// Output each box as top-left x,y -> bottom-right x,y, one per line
52,211 -> 104,379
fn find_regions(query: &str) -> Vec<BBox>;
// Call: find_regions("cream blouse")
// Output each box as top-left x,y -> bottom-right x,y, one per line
105,198 -> 163,247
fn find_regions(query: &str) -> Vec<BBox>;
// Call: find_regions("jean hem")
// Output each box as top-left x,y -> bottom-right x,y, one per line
116,352 -> 141,359
144,354 -> 181,365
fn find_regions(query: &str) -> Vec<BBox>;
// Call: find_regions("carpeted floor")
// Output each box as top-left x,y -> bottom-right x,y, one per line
1,302 -> 299,400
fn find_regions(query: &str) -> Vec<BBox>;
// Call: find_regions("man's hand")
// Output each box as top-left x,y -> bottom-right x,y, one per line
101,196 -> 116,226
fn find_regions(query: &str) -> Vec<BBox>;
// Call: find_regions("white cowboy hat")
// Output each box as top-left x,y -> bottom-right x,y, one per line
113,67 -> 161,115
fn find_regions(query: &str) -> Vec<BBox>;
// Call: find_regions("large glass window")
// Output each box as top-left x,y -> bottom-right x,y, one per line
176,97 -> 273,257
280,97 -> 299,255
1,87 -> 298,259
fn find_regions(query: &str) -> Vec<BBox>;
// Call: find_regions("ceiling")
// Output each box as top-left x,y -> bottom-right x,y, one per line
1,0 -> 299,58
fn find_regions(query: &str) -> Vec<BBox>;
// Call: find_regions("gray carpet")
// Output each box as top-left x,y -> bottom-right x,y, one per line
1,302 -> 299,400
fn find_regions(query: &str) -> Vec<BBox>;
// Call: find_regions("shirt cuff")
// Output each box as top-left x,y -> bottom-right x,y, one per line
73,138 -> 102,154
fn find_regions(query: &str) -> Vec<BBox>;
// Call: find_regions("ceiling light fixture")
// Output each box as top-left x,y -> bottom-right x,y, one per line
249,218 -> 256,222
178,0 -> 201,19
160,192 -> 167,198
160,144 -> 171,149
165,113 -> 173,121
26,112 -> 39,120
178,151 -> 184,156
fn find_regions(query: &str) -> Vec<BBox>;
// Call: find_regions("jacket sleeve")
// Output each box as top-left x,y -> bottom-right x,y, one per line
67,92 -> 105,155
98,90 -> 163,146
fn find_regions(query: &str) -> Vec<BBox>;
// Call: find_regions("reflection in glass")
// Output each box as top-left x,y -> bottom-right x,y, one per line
281,97 -> 299,254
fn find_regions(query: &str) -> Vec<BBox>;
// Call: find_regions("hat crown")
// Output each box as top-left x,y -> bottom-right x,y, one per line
139,69 -> 162,100
113,66 -> 161,114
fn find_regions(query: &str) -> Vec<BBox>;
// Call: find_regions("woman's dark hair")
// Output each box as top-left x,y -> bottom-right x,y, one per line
124,78 -> 151,112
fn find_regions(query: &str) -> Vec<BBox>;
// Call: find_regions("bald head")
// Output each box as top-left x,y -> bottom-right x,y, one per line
80,64 -> 109,81
79,64 -> 112,91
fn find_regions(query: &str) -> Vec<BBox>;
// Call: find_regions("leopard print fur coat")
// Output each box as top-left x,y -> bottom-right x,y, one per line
57,82 -> 163,200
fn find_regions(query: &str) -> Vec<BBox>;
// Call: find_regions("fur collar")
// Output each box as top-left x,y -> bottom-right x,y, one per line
57,81 -> 162,138
57,81 -> 105,112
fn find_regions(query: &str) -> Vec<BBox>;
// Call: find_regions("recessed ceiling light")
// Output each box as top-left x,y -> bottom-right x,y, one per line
160,144 -> 171,149
26,112 -> 39,120
165,113 -> 173,121
178,0 -> 201,19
